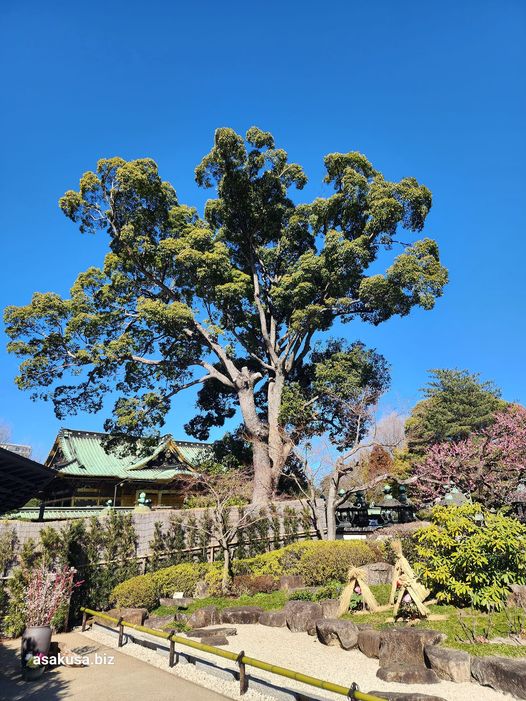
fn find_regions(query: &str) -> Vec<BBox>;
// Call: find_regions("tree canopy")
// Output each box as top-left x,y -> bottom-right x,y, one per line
4,127 -> 448,502
406,369 -> 505,454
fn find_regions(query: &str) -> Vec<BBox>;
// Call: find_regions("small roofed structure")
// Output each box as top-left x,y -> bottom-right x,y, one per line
41,428 -> 209,509
0,446 -> 55,515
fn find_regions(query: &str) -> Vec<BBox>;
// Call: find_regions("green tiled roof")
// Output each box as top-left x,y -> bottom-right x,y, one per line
47,429 -> 209,481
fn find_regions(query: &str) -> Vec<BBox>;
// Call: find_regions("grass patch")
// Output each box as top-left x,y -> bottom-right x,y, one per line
342,596 -> 526,659
152,590 -> 288,618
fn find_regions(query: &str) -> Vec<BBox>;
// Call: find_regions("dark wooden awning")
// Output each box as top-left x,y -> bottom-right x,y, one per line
0,447 -> 56,515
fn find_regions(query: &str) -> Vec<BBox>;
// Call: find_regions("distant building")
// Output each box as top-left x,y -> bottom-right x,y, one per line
0,443 -> 32,458
42,428 -> 208,508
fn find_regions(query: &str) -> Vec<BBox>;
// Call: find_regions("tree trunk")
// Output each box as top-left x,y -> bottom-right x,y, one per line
221,543 -> 233,594
326,479 -> 338,541
251,439 -> 273,505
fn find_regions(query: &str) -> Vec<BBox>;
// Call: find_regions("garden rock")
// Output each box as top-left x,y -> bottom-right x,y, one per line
358,629 -> 382,658
362,561 -> 395,585
199,635 -> 229,646
159,597 -> 194,608
186,605 -> 220,629
471,655 -> 526,699
369,692 -> 446,701
315,618 -> 359,650
379,628 -> 446,667
259,610 -> 286,627
377,665 -> 440,684
507,584 -> 526,609
319,599 -> 340,618
146,615 -> 176,630
187,627 -> 237,637
424,644 -> 471,683
100,608 -> 148,626
279,575 -> 305,590
284,601 -> 323,632
220,606 -> 264,624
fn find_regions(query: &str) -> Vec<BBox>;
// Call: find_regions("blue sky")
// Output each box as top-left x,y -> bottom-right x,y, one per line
0,1 -> 524,460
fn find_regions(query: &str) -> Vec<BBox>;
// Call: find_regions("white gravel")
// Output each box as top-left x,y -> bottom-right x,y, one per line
80,623 -> 513,701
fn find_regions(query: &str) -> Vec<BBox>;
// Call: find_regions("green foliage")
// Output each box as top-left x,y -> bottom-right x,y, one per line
111,538 -> 385,610
414,503 -> 526,610
5,130 -> 447,501
153,590 -> 289,617
289,580 -> 343,601
110,574 -> 160,610
407,369 -> 505,454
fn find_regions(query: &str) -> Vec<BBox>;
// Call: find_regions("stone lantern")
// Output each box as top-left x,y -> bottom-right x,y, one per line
378,484 -> 402,524
511,482 -> 526,523
397,485 -> 416,523
440,485 -> 468,507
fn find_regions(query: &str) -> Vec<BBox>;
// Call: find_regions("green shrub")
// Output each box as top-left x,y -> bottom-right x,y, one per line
111,574 -> 159,609
414,503 -> 526,610
112,539 -> 387,610
152,562 -> 212,597
289,588 -> 316,601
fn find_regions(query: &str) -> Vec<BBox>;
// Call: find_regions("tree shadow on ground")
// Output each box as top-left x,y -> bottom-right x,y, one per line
0,639 -> 70,701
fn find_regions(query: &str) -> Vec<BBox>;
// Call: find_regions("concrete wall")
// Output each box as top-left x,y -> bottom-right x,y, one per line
0,498 -> 327,562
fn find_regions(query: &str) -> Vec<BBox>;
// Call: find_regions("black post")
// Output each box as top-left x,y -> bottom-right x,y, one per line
237,650 -> 247,695
168,630 -> 176,668
117,617 -> 124,647
81,610 -> 87,632
38,500 -> 46,521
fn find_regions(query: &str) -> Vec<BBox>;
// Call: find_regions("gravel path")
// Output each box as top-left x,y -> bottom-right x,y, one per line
81,624 -> 511,701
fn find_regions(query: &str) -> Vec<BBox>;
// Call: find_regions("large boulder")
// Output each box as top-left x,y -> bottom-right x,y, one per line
471,656 -> 526,699
99,607 -> 148,627
284,601 -> 324,633
186,605 -> 220,629
363,561 -> 395,585
358,629 -> 382,658
315,619 -> 359,650
507,584 -> 526,609
424,644 -> 471,683
368,692 -> 446,701
377,666 -> 440,684
319,599 -> 340,618
220,606 -> 264,624
259,610 -> 287,627
379,628 -> 446,667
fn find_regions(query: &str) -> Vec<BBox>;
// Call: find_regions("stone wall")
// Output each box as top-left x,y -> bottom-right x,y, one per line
0,498 -> 327,562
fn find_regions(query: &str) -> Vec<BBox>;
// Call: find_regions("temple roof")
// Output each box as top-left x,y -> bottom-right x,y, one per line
45,428 -> 208,481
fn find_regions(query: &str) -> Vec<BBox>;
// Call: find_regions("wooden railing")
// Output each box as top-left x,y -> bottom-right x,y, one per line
82,607 -> 387,701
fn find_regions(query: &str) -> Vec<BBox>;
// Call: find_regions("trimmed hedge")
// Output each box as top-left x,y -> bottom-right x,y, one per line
111,539 -> 386,609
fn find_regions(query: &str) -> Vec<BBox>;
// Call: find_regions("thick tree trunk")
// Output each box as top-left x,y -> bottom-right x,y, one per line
251,439 -> 273,504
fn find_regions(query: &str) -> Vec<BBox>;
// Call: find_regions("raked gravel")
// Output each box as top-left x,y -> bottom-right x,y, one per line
80,623 -> 513,701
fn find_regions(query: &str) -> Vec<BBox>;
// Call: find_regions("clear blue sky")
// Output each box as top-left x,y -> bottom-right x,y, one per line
1,1 -> 524,460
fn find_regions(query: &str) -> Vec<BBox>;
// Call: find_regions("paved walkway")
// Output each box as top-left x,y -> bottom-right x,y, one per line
0,632 -> 229,701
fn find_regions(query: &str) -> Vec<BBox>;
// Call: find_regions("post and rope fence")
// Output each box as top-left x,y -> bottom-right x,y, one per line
80,607 -> 387,701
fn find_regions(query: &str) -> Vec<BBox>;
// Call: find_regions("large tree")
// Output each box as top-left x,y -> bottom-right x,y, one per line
4,127 -> 448,503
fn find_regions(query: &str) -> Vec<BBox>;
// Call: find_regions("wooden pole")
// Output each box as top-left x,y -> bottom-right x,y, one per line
237,650 -> 248,695
117,617 -> 124,647
81,610 -> 87,632
168,630 -> 176,667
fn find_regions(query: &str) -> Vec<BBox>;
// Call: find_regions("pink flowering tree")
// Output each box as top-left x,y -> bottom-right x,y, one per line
25,564 -> 79,628
413,404 -> 526,506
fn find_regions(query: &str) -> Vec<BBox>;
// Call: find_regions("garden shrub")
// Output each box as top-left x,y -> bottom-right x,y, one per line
111,574 -> 159,610
414,503 -> 526,610
203,565 -> 223,597
152,562 -> 212,597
